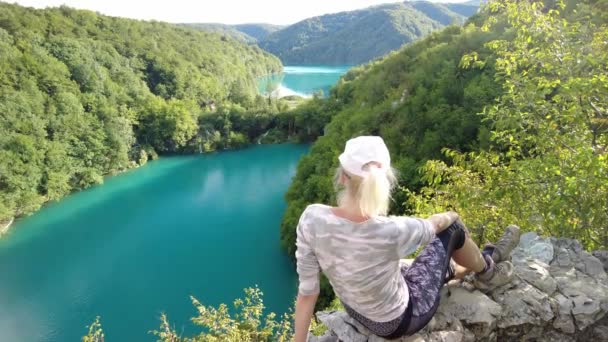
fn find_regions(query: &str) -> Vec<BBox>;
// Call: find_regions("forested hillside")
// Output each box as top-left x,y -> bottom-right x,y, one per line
0,2 -> 327,224
259,1 -> 479,65
181,23 -> 258,43
234,23 -> 284,41
280,0 -> 608,309
184,23 -> 284,43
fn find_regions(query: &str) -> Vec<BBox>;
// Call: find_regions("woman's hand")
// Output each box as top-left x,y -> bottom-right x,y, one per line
428,211 -> 459,234
294,292 -> 318,342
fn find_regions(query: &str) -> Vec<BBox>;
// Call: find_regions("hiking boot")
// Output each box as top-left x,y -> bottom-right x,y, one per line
484,225 -> 521,263
473,259 -> 515,292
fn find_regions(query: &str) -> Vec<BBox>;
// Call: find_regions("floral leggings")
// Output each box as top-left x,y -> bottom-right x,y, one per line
344,222 -> 466,339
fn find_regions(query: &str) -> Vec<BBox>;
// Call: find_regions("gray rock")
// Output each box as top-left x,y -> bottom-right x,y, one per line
311,235 -> 608,342
512,232 -> 554,265
437,287 -> 501,338
492,281 -> 554,329
553,247 -> 575,269
574,251 -> 607,278
553,274 -> 608,330
316,311 -> 369,342
538,331 -> 576,342
427,330 -> 463,342
553,293 -> 576,333
308,333 -> 338,342
592,324 -> 608,341
514,259 -> 557,294
592,250 -> 608,272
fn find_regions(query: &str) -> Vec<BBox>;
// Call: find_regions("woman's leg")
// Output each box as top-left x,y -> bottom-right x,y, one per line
397,222 -> 521,337
451,223 -> 522,276
384,223 -> 466,338
452,236 -> 486,273
342,225 -> 464,339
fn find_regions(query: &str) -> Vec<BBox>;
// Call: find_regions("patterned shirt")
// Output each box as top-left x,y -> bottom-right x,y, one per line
295,204 -> 435,322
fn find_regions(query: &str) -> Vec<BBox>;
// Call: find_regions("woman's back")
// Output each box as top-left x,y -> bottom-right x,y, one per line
296,204 -> 435,322
293,136 -> 519,342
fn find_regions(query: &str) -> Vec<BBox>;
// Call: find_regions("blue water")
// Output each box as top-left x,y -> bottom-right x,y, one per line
0,144 -> 309,342
259,65 -> 351,97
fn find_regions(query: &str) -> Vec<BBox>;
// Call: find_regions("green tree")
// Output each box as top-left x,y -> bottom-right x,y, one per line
410,0 -> 608,249
152,288 -> 293,341
0,2 -> 285,223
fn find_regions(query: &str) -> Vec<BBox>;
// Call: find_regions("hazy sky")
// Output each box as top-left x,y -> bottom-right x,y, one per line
12,0 -> 472,25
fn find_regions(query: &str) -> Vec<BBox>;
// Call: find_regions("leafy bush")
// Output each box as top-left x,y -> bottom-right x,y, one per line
0,3 -> 335,224
82,288 -> 294,342
410,0 -> 608,249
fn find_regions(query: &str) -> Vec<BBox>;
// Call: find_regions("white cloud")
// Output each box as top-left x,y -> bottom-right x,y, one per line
11,0 -> 473,25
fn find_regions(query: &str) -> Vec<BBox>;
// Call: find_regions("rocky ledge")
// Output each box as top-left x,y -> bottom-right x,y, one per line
310,233 -> 608,342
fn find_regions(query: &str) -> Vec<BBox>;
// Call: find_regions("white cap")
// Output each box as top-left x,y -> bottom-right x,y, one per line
338,136 -> 391,178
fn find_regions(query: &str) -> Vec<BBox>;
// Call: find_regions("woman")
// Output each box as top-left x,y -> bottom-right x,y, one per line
294,136 -> 520,341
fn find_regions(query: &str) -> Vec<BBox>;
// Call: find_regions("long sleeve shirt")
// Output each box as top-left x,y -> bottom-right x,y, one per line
295,204 -> 435,322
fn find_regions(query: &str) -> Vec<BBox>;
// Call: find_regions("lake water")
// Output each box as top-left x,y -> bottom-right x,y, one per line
258,65 -> 351,97
0,144 -> 309,342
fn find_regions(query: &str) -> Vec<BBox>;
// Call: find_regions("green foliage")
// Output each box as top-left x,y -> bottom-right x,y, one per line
281,0 -> 607,310
410,0 -> 608,250
234,24 -> 285,42
81,316 -> 104,342
184,23 -> 285,44
149,288 -> 293,341
0,2 -> 287,223
82,288 -> 294,341
259,1 -> 479,65
182,23 -> 258,44
280,20 -> 502,307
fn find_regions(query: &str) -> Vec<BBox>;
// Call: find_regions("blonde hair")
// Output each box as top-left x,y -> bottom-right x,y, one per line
334,163 -> 397,217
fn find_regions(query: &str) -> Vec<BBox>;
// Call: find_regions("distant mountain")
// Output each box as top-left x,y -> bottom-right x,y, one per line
183,23 -> 284,43
182,23 -> 257,43
259,1 -> 479,65
444,2 -> 481,17
409,1 -> 468,24
233,23 -> 284,41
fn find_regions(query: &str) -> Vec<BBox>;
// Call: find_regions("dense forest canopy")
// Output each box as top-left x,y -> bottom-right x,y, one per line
0,0 -> 603,340
183,23 -> 284,44
258,1 -> 479,65
188,1 -> 480,66
234,23 -> 285,41
280,0 -> 608,309
181,23 -> 259,44
0,2 -> 333,224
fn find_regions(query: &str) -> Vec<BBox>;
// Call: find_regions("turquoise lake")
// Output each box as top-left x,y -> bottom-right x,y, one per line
0,144 -> 309,342
259,65 -> 351,97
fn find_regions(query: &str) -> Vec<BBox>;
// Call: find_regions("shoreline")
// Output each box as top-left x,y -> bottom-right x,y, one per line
0,142 -> 310,239
270,85 -> 311,99
0,217 -> 14,236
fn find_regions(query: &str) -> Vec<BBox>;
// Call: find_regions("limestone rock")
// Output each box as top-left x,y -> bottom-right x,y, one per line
437,286 -> 501,338
426,331 -> 463,342
308,334 -> 339,342
592,250 -> 608,272
512,232 -> 554,265
553,274 -> 608,330
492,281 -> 554,329
309,235 -> 608,342
553,293 -> 576,334
513,259 -> 557,294
316,311 -> 369,342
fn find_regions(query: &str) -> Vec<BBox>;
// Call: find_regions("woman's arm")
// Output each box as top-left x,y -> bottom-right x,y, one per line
294,292 -> 318,342
427,211 -> 459,234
